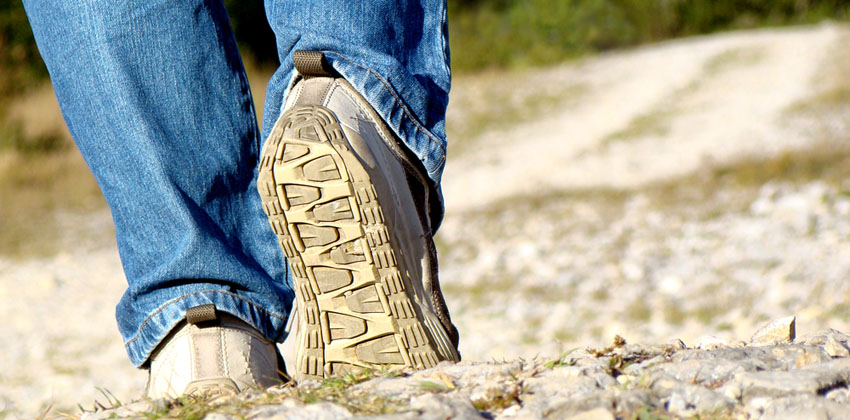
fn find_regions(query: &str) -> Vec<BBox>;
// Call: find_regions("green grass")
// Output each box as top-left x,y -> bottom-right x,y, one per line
285,369 -> 404,415
604,108 -> 677,144
81,370 -> 402,420
448,0 -> 850,73
471,387 -> 522,413
701,46 -> 765,75
543,347 -> 580,369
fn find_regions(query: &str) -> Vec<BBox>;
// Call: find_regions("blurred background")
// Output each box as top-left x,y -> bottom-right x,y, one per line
2,0 -> 850,256
2,0 -> 849,256
2,0 -> 850,418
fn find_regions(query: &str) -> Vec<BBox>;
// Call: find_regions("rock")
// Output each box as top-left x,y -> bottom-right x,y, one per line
566,407 -> 615,420
205,414 -> 238,420
697,336 -> 727,349
717,381 -> 743,401
759,395 -> 846,420
660,356 -> 753,384
408,394 -> 485,420
609,389 -> 651,414
668,339 -> 687,350
738,359 -> 850,401
795,352 -> 826,368
622,355 -> 666,376
56,331 -> 850,420
824,388 -> 849,403
647,372 -> 680,396
497,404 -> 521,418
648,373 -> 732,417
79,401 -> 154,420
751,316 -> 796,345
666,392 -> 690,415
666,385 -> 732,417
795,329 -> 850,346
824,335 -> 850,358
250,402 -> 352,420
523,365 -> 607,401
544,393 -> 616,420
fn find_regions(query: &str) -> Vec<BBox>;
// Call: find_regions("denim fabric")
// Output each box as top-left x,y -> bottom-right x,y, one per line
262,0 -> 451,183
24,0 -> 450,367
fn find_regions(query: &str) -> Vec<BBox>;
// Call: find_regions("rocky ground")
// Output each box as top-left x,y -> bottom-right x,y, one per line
2,22 -> 850,419
78,321 -> 850,419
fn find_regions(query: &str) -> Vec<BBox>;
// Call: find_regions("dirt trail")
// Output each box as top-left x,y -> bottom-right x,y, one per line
443,23 -> 843,211
1,23 -> 848,418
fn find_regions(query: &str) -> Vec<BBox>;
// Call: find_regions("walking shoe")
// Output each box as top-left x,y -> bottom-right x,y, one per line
257,50 -> 460,382
146,304 -> 282,399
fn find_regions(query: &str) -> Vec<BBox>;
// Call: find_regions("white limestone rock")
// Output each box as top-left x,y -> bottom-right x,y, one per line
751,316 -> 796,345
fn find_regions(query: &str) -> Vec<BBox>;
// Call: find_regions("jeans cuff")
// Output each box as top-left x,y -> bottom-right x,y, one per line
123,289 -> 289,367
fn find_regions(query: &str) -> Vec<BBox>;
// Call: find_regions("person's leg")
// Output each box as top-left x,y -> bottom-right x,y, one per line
23,0 -> 293,368
263,0 -> 451,201
260,0 -> 459,380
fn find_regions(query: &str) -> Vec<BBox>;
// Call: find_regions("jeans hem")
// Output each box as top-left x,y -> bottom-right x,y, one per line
123,289 -> 289,367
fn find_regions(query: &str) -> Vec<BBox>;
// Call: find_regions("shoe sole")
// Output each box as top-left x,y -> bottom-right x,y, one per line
258,105 -> 443,381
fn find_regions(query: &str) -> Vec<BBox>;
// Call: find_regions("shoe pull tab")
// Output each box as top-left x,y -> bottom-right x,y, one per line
293,50 -> 336,77
186,304 -> 217,325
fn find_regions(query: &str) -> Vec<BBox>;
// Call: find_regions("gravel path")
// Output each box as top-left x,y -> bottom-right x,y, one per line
77,325 -> 850,419
2,23 -> 849,418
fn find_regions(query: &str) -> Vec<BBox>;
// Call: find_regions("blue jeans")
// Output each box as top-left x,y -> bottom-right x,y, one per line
24,0 -> 450,367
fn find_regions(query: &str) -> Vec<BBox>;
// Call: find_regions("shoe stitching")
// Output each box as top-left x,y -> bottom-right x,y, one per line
220,327 -> 228,381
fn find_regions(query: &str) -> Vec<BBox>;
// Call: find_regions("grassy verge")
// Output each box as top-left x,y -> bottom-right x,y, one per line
448,0 -> 850,73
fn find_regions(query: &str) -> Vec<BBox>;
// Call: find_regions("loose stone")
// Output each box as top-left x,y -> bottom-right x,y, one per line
824,335 -> 850,358
566,407 -> 615,420
697,335 -> 728,349
751,316 -> 796,345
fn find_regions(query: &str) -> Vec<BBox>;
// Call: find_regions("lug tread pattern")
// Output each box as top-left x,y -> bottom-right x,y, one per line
258,105 -> 442,381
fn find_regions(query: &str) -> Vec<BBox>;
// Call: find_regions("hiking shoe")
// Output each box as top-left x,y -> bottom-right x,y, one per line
146,304 -> 281,399
257,50 -> 460,382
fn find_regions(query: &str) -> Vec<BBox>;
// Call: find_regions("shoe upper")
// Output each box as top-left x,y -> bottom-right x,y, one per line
146,306 -> 281,399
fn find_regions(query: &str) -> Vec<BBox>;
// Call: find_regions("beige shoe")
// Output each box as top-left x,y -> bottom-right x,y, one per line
146,304 -> 281,399
257,51 -> 460,382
